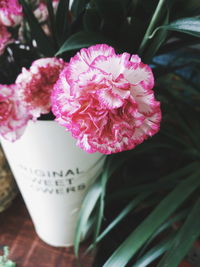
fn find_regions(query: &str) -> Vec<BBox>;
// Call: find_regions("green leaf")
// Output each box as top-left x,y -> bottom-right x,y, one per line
137,209 -> 189,259
55,0 -> 69,44
88,192 -> 151,252
151,17 -> 200,38
83,7 -> 101,32
109,162 -> 199,201
92,162 -> 110,247
157,197 -> 200,267
0,247 -> 16,267
94,0 -> 125,22
19,0 -> 55,56
103,171 -> 200,267
74,179 -> 102,257
143,9 -> 169,62
132,234 -> 174,267
71,0 -> 89,17
45,0 -> 57,47
138,0 -> 167,56
55,31 -> 111,55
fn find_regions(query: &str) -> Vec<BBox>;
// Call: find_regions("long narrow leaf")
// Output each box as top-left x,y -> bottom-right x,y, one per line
143,9 -> 169,62
88,192 -> 151,253
103,171 -> 200,267
109,162 -> 199,201
19,0 -> 55,56
93,162 -> 110,246
132,234 -> 174,267
137,208 -> 189,259
71,0 -> 89,18
150,17 -> 200,38
157,197 -> 200,267
45,0 -> 57,47
55,0 -> 69,44
74,179 -> 102,257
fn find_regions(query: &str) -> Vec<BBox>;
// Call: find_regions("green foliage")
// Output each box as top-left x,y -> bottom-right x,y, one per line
55,0 -> 70,45
56,31 -> 113,55
19,0 -> 55,56
0,247 -> 16,267
151,16 -> 200,38
75,56 -> 200,266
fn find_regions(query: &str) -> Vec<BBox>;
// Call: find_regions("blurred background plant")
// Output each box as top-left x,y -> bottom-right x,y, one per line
0,247 -> 16,267
0,0 -> 200,266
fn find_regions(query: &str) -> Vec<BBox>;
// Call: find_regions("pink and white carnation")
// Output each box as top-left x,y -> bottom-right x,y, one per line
16,57 -> 65,119
0,84 -> 30,142
52,44 -> 161,154
0,0 -> 23,27
0,25 -> 13,55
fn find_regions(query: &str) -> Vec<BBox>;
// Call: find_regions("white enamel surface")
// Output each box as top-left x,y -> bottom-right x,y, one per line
1,120 -> 105,247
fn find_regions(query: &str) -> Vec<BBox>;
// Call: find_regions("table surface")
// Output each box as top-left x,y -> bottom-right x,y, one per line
0,195 -> 93,267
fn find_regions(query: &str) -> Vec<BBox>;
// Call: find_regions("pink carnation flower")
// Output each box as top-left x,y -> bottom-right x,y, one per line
0,84 -> 30,142
16,57 -> 65,119
0,25 -> 12,55
0,0 -> 23,27
52,44 -> 161,154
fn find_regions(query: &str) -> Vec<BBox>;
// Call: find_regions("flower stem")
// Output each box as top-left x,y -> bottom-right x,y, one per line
138,0 -> 166,57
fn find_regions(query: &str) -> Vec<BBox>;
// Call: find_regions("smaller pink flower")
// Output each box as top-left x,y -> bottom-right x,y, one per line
0,84 -> 30,142
16,57 -> 66,119
34,0 -> 59,22
0,0 -> 23,27
0,25 -> 13,55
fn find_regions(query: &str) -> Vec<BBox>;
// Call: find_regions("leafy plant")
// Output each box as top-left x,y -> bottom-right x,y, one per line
66,1 -> 200,267
0,247 -> 16,267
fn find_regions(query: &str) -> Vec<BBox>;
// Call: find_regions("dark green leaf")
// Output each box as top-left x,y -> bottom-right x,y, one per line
71,0 -> 89,17
55,0 -> 69,44
19,0 -> 55,56
137,209 -> 189,259
143,9 -> 169,62
74,179 -> 102,257
132,234 -> 174,267
103,171 -> 200,267
152,17 -> 200,38
88,192 -> 151,252
158,197 -> 200,267
45,0 -> 57,47
55,31 -> 111,55
83,7 -> 101,32
93,162 -> 110,246
94,0 -> 125,38
109,162 -> 199,201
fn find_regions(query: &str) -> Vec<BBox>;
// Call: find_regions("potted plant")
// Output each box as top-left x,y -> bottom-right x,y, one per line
0,0 -> 199,266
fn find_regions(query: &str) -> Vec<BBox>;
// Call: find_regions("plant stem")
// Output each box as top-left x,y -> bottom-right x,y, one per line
138,0 -> 166,56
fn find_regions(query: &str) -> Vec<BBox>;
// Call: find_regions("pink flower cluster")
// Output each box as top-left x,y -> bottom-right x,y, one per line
0,44 -> 161,154
0,84 -> 30,141
0,0 -> 23,55
0,0 -> 23,27
0,57 -> 65,141
52,44 -> 161,154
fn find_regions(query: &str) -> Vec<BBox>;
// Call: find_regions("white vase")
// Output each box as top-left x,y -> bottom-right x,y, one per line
0,120 -> 105,247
